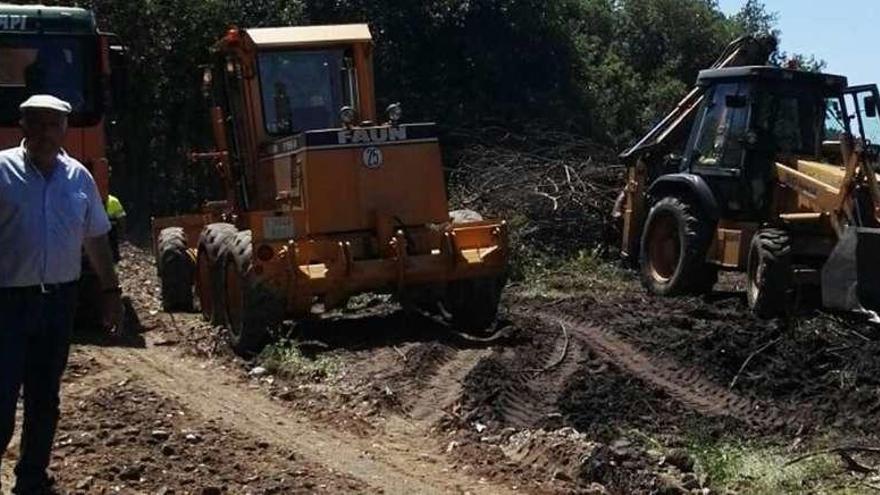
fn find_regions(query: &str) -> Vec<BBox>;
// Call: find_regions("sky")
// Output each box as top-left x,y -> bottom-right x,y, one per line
718,0 -> 878,86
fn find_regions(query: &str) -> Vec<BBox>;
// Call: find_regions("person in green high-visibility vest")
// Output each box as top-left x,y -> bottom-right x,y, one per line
105,194 -> 126,263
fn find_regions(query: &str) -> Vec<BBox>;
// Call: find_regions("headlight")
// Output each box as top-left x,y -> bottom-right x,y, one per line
339,106 -> 356,125
386,103 -> 402,124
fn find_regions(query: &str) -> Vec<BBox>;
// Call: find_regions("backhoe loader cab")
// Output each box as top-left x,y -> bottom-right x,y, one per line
677,67 -> 847,220
622,63 -> 880,318
152,24 -> 508,355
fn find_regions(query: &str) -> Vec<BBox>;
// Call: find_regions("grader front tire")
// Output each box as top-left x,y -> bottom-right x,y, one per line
196,223 -> 238,324
157,227 -> 195,312
223,230 -> 285,356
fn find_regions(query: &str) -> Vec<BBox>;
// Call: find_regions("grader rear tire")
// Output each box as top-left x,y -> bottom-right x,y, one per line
445,209 -> 505,332
157,227 -> 194,312
445,277 -> 504,334
196,223 -> 238,324
639,196 -> 717,296
223,230 -> 285,356
747,228 -> 794,318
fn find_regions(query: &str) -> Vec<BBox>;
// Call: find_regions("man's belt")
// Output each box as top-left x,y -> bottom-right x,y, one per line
0,281 -> 78,295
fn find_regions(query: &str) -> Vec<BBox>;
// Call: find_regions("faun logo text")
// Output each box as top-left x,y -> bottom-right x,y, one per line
337,127 -> 407,145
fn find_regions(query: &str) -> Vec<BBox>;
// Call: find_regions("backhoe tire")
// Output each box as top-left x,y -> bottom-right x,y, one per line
445,277 -> 504,334
639,196 -> 717,296
196,223 -> 238,324
223,230 -> 285,356
747,228 -> 794,318
157,227 -> 194,312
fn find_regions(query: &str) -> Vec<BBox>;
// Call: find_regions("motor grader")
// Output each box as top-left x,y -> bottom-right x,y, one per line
151,24 -> 508,354
616,36 -> 880,318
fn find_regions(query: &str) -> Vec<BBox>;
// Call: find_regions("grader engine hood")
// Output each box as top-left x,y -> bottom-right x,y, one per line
266,123 -> 448,234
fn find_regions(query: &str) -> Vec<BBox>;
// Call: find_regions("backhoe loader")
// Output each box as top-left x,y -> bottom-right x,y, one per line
151,24 -> 508,354
616,35 -> 880,318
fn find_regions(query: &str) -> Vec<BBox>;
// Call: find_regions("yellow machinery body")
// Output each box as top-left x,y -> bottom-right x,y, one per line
151,24 -> 507,320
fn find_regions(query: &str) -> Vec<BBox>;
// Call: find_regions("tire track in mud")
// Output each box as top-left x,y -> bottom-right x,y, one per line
498,336 -> 587,428
527,310 -> 793,429
407,347 -> 493,424
460,325 -> 588,429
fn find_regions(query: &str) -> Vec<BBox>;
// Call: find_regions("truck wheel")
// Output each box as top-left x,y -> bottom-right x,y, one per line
223,230 -> 285,356
639,196 -> 717,296
747,228 -> 793,318
157,227 -> 194,311
196,223 -> 238,324
445,277 -> 504,333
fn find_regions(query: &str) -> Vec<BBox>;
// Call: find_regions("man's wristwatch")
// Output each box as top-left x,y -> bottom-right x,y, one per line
102,286 -> 123,295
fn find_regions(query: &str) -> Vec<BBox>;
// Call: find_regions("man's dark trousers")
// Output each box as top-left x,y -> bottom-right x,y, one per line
0,283 -> 77,492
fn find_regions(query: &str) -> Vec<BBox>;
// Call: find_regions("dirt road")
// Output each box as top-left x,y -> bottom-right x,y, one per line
84,339 -> 514,494
3,321 -> 515,494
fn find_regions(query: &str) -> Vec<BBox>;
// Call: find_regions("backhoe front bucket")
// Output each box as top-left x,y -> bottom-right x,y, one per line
822,226 -> 880,314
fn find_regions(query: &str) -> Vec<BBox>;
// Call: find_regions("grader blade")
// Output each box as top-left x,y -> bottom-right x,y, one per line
822,226 -> 880,316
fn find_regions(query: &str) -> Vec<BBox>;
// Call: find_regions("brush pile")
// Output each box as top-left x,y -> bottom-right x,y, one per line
445,126 -> 624,262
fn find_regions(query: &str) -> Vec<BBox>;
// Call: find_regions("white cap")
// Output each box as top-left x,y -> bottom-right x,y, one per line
19,95 -> 72,114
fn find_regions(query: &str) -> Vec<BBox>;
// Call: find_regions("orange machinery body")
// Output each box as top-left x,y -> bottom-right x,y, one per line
152,24 -> 507,316
0,124 -> 110,199
0,4 -> 118,201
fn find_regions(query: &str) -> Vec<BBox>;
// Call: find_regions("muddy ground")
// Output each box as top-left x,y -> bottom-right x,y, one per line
4,244 -> 880,494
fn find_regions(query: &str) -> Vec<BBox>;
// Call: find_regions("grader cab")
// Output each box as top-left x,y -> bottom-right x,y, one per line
619,58 -> 880,318
152,24 -> 508,354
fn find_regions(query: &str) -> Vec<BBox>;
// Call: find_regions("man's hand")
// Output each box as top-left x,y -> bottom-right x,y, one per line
101,290 -> 125,334
84,234 -> 123,334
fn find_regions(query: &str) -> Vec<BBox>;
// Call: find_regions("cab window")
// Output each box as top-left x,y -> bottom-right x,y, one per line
692,83 -> 750,169
753,86 -> 823,156
0,35 -> 98,125
257,49 -> 348,135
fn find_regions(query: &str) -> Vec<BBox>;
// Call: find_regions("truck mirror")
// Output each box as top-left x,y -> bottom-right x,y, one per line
865,95 -> 877,118
725,94 -> 747,108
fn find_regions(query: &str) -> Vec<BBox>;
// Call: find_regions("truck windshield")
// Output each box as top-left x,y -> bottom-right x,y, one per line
257,49 -> 347,135
0,35 -> 99,126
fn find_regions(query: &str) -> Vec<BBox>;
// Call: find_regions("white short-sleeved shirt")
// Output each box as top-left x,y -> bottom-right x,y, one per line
0,143 -> 111,288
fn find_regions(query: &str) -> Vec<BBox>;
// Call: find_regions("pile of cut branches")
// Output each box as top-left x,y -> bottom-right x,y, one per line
445,126 -> 624,271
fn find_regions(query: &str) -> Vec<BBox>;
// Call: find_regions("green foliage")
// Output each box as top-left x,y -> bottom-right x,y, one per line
257,338 -> 340,380
687,437 -> 857,494
516,247 -> 630,300
731,0 -> 779,37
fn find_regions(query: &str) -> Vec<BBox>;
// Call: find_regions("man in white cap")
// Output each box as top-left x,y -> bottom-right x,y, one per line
0,95 -> 123,494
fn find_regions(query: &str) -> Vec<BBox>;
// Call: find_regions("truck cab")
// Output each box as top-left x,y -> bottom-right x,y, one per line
0,5 -> 124,199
